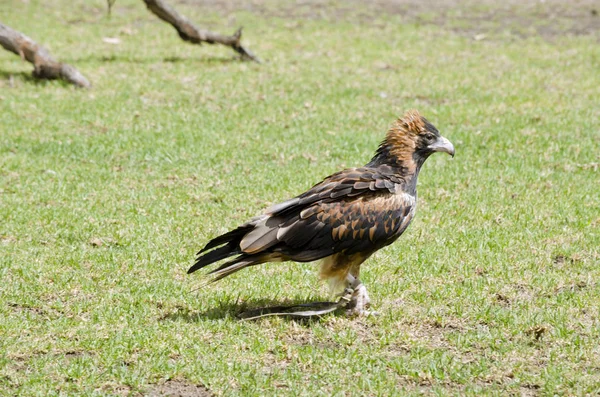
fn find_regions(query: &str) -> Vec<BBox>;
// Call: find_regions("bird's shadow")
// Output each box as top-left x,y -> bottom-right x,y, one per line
161,297 -> 344,323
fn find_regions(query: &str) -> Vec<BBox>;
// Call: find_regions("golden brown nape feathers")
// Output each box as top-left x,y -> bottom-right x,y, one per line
189,110 -> 455,316
385,110 -> 432,156
369,109 -> 454,174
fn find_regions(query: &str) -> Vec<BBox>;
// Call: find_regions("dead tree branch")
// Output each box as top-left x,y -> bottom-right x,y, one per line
142,0 -> 261,62
0,22 -> 90,88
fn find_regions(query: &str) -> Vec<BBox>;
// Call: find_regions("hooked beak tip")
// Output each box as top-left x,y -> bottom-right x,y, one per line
429,136 -> 455,157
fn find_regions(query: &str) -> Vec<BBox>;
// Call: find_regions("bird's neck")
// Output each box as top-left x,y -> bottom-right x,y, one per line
367,145 -> 426,195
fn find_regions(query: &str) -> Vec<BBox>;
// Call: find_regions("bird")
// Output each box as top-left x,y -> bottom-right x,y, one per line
189,110 -> 454,315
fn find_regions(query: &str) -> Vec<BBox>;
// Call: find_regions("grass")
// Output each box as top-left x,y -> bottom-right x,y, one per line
1,0 -> 599,395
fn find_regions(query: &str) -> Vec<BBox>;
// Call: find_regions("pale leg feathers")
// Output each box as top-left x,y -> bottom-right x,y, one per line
320,254 -> 376,316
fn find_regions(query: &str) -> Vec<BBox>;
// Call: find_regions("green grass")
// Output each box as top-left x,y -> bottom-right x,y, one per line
1,0 -> 599,395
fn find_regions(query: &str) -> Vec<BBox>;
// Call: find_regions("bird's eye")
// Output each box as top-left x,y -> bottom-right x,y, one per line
425,133 -> 436,141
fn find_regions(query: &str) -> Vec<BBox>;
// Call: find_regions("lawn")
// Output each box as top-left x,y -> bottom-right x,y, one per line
1,0 -> 599,395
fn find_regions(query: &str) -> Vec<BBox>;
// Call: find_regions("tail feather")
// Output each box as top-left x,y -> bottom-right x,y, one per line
208,256 -> 261,282
188,242 -> 240,274
189,215 -> 284,281
197,225 -> 252,255
188,226 -> 252,274
208,253 -> 280,282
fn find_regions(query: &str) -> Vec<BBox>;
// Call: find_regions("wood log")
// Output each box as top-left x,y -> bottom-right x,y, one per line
0,22 -> 90,88
142,0 -> 260,62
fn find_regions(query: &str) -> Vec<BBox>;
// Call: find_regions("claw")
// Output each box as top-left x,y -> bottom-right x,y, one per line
343,280 -> 372,316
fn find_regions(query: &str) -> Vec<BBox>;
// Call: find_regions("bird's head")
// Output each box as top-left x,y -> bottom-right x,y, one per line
372,110 -> 454,170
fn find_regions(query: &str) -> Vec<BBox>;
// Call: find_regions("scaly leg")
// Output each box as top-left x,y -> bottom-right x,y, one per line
343,273 -> 373,316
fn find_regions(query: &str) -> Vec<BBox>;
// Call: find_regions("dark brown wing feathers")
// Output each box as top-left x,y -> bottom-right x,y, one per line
189,167 -> 415,280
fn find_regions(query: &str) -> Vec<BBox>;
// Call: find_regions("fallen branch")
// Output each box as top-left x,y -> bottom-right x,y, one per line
0,22 -> 90,88
142,0 -> 261,62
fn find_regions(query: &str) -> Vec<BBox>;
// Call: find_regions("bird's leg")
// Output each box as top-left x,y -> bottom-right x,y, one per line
349,283 -> 371,315
343,273 -> 373,316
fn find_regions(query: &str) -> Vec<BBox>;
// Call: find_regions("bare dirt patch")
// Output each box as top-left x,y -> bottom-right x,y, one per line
146,379 -> 212,397
388,318 -> 469,353
180,0 -> 600,39
7,302 -> 48,316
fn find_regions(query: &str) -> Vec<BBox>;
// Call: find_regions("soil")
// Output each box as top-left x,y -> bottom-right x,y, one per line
146,380 -> 213,397
181,0 -> 600,39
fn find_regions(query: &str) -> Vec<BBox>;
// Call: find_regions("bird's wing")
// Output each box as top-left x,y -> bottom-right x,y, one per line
190,166 -> 416,279
240,166 -> 416,261
265,165 -> 403,217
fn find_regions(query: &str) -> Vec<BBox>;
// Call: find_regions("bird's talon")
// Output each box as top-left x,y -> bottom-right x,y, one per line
338,288 -> 353,303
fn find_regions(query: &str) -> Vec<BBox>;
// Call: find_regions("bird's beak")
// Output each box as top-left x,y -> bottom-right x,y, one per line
428,136 -> 455,157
